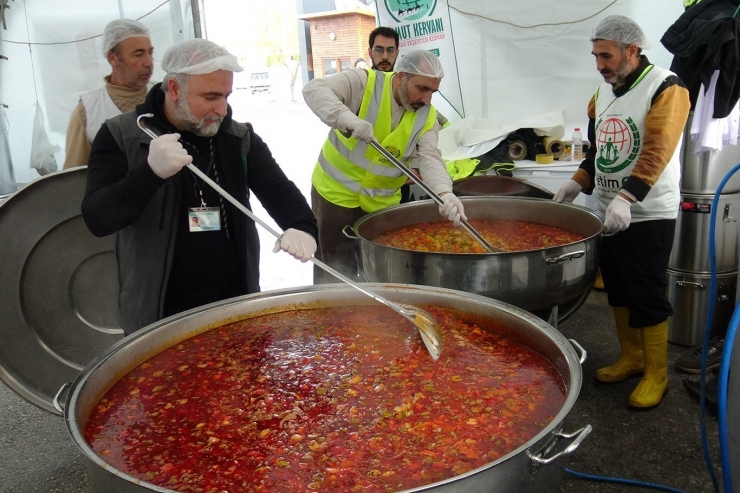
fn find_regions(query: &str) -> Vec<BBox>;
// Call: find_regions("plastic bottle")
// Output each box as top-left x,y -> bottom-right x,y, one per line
571,128 -> 583,162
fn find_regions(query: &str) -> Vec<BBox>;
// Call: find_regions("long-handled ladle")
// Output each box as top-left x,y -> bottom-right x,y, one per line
136,113 -> 443,359
368,139 -> 504,253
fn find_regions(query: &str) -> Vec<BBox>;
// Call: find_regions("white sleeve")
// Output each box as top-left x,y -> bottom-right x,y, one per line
301,68 -> 367,129
414,118 -> 453,194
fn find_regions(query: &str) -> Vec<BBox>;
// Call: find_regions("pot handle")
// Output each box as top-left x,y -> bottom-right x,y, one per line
342,225 -> 359,240
545,250 -> 585,264
53,382 -> 71,414
527,425 -> 592,465
568,339 -> 587,364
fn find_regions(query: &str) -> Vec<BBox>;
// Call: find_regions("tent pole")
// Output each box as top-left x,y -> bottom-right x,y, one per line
191,0 -> 204,38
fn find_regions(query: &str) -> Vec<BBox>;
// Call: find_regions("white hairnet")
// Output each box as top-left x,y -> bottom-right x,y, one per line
395,50 -> 444,79
162,39 -> 243,75
102,19 -> 150,55
591,15 -> 652,50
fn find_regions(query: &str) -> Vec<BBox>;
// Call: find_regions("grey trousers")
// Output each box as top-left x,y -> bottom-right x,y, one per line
311,186 -> 368,284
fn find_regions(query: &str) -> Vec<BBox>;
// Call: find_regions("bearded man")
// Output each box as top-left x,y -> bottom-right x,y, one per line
302,49 -> 465,284
82,39 -> 318,335
64,19 -> 155,169
553,15 -> 690,408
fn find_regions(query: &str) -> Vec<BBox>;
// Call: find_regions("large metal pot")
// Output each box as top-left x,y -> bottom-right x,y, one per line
64,284 -> 590,493
347,196 -> 602,314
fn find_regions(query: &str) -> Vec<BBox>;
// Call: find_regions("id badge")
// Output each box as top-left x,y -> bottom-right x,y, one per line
188,207 -> 221,232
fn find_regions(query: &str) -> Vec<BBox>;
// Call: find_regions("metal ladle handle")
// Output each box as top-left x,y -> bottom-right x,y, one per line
368,140 -> 501,254
134,114 -> 413,318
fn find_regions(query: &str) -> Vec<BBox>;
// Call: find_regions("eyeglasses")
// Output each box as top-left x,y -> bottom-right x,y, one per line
372,46 -> 397,55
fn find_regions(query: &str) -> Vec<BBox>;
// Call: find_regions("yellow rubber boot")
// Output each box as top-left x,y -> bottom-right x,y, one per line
629,320 -> 669,408
595,307 -> 644,382
594,269 -> 605,291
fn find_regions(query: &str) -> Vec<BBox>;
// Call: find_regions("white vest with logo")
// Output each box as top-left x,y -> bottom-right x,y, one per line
593,65 -> 681,222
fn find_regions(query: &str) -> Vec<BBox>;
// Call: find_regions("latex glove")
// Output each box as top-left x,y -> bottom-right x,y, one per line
553,179 -> 583,203
438,193 -> 467,227
147,133 -> 193,179
273,228 -> 317,263
336,111 -> 375,144
604,194 -> 632,234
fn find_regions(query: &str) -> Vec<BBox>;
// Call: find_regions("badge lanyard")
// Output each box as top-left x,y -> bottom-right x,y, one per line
183,139 -> 230,238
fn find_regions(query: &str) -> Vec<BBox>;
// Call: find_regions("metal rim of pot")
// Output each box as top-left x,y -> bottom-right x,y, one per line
346,196 -> 603,319
62,283 -> 591,493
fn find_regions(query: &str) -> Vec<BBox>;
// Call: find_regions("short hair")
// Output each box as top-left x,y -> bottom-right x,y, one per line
369,26 -> 399,49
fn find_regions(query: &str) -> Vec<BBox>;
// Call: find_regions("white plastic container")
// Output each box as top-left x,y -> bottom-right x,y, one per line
571,128 -> 583,162
511,161 -> 596,210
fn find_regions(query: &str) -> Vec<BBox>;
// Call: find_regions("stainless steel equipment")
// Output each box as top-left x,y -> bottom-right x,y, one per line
452,175 -> 554,200
668,113 -> 740,347
680,112 -> 740,194
347,196 -> 602,314
0,168 -> 122,414
63,284 -> 590,493
669,193 -> 740,273
667,269 -> 737,347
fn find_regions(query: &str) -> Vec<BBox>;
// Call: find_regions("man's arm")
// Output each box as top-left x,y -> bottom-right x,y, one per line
81,123 -> 164,237
246,128 -> 318,239
302,68 -> 367,128
622,78 -> 690,201
414,119 -> 453,194
63,102 -> 92,169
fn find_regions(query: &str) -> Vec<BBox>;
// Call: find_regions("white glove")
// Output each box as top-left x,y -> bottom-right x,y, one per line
336,111 -> 375,144
147,133 -> 193,179
553,179 -> 583,203
439,193 -> 467,227
604,194 -> 632,234
273,228 -> 317,263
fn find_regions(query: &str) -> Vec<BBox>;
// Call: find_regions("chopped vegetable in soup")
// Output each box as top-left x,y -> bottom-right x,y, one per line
86,305 -> 565,493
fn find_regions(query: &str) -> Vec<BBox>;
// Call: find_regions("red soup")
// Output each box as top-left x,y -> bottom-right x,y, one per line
85,305 -> 565,493
374,219 -> 584,253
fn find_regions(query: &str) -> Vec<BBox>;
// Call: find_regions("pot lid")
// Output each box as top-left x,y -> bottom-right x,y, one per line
0,168 -> 123,416
453,175 -> 554,199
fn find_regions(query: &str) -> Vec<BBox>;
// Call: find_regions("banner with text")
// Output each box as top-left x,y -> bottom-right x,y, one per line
376,0 -> 465,119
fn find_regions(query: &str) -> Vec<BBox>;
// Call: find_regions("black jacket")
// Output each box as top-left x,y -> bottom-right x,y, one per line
661,0 -> 740,117
82,84 -> 317,333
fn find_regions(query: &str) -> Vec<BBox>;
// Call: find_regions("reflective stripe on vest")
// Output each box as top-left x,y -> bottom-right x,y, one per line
312,70 -> 436,212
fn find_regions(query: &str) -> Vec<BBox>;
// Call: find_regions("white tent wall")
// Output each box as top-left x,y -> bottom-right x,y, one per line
436,0 -> 685,133
0,0 -> 196,186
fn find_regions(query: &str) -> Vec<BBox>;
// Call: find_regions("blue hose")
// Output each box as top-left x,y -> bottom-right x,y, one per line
707,162 -> 740,493
566,163 -> 740,493
563,468 -> 686,492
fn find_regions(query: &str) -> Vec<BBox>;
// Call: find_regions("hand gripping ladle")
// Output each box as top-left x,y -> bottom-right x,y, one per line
136,113 -> 443,359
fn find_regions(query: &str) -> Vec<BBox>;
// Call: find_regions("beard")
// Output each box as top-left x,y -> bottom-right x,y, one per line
600,55 -> 633,87
173,89 -> 223,137
398,77 -> 424,112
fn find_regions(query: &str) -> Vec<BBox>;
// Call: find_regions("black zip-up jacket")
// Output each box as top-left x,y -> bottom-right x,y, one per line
82,84 -> 317,334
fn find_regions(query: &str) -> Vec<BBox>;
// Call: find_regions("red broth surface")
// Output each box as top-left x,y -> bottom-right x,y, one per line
374,219 -> 584,253
85,306 -> 565,493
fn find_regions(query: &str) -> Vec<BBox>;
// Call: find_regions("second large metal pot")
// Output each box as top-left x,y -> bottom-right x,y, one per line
347,196 -> 602,313
64,284 -> 589,493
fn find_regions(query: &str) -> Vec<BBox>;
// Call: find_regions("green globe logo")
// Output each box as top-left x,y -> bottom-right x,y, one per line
596,117 -> 638,173
384,0 -> 437,22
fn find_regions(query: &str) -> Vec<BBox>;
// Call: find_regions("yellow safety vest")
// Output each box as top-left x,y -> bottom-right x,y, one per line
311,70 -> 437,212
